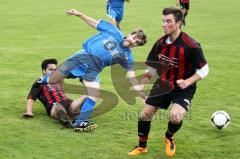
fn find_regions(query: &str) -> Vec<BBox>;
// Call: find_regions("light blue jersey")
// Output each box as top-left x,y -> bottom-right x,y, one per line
58,20 -> 134,82
82,19 -> 134,71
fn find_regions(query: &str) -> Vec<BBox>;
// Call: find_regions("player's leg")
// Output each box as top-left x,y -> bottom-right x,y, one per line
115,8 -> 123,29
70,95 -> 87,113
50,103 -> 74,128
116,21 -> 121,29
73,80 -> 100,131
41,61 -> 75,84
48,70 -> 66,84
180,3 -> 189,25
164,103 -> 186,157
164,87 -> 195,157
107,6 -> 118,26
128,105 -> 158,156
129,82 -> 172,156
41,50 -> 87,84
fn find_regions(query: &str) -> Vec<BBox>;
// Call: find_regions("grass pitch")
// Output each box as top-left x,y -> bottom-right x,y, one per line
0,0 -> 240,158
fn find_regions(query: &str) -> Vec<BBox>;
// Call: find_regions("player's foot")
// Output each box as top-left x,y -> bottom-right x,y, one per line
74,121 -> 97,132
128,146 -> 147,156
58,109 -> 74,128
164,135 -> 176,157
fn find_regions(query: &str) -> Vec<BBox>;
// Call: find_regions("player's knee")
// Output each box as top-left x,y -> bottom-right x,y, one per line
50,104 -> 65,118
140,111 -> 155,121
169,112 -> 184,124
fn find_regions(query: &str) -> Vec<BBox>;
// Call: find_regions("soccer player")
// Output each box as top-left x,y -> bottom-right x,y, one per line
176,0 -> 190,25
106,0 -> 130,29
41,9 -> 147,131
128,7 -> 209,157
22,59 -> 90,129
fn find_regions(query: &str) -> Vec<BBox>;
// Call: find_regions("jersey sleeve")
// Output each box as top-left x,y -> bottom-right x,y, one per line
96,19 -> 122,38
27,78 -> 42,101
190,48 -> 207,69
145,42 -> 160,69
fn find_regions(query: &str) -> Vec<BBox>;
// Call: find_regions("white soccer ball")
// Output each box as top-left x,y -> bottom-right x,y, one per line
211,111 -> 230,129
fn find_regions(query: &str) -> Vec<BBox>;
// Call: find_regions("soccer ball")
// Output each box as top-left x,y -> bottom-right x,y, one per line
211,111 -> 230,129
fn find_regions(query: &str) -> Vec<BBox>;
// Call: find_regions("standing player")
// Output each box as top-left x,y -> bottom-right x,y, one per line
106,0 -> 130,29
22,59 -> 89,129
128,7 -> 209,157
176,0 -> 190,25
40,9 -> 147,131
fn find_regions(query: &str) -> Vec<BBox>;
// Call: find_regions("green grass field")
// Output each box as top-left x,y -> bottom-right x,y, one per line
1,0 -> 240,158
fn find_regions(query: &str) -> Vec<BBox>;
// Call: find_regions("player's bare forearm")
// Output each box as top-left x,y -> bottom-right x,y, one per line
127,70 -> 147,100
140,66 -> 156,90
177,73 -> 201,89
127,70 -> 140,90
22,99 -> 35,117
139,77 -> 150,90
66,9 -> 99,28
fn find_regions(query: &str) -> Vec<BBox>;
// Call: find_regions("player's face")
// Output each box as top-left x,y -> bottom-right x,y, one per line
162,14 -> 180,35
123,34 -> 142,48
43,64 -> 57,75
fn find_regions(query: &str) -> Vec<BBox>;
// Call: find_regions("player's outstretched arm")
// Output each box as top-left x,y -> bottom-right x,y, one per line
127,70 -> 147,101
66,9 -> 99,28
139,66 -> 156,90
22,99 -> 34,118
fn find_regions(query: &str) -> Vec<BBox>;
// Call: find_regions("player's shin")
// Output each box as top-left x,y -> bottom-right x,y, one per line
165,120 -> 183,138
138,119 -> 151,148
74,97 -> 96,124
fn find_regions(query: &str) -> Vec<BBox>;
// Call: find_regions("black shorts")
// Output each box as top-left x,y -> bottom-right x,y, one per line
145,84 -> 196,111
46,99 -> 79,119
180,2 -> 189,10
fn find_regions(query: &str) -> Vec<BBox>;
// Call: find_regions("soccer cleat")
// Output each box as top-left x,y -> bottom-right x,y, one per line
128,146 -> 147,156
58,109 -> 74,128
74,121 -> 97,132
164,135 -> 176,157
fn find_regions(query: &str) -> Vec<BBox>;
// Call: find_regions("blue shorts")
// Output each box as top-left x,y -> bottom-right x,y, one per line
107,6 -> 124,22
57,50 -> 103,82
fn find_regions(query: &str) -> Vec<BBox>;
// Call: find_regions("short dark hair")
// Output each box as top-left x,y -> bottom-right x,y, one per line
162,7 -> 183,23
41,58 -> 58,70
131,29 -> 147,46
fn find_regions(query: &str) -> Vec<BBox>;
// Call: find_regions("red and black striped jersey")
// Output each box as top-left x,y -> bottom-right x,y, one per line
145,32 -> 207,88
180,0 -> 189,3
27,78 -> 70,109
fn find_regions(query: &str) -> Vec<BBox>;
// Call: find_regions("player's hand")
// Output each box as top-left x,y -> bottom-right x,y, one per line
21,112 -> 34,118
176,79 -> 189,89
137,90 -> 147,103
66,9 -> 81,16
139,77 -> 149,90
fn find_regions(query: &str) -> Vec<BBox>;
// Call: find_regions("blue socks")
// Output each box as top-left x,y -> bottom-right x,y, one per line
75,98 -> 96,124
